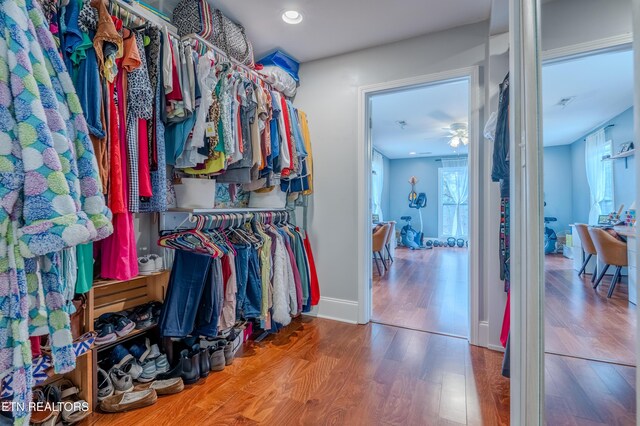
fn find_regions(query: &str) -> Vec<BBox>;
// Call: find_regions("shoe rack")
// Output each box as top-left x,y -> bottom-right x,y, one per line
84,271 -> 170,411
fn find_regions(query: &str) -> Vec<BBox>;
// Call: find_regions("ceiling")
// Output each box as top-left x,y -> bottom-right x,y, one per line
371,79 -> 470,159
148,0 -> 491,63
542,49 -> 634,146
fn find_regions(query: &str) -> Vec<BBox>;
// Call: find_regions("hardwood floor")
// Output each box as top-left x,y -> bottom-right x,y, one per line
86,318 -> 509,426
372,247 -> 469,337
84,317 -> 637,425
545,254 -> 637,365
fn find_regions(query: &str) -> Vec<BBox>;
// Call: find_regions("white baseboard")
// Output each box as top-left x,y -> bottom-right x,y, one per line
488,344 -> 506,353
478,320 -> 489,347
303,296 -> 359,324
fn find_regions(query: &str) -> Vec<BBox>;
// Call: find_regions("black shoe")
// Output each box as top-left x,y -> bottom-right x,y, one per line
157,349 -> 201,385
199,347 -> 210,378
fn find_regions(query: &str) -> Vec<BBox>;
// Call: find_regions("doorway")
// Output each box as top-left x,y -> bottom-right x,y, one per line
357,68 -> 481,344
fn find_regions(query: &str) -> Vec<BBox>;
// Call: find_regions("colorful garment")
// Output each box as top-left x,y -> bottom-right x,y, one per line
0,0 -> 112,422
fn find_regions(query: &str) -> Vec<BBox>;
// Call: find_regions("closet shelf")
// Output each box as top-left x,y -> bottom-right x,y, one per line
95,324 -> 158,353
167,207 -> 287,213
93,271 -> 169,288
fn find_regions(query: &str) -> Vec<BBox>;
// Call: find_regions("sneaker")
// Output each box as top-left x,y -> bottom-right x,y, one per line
128,305 -> 154,330
134,378 -> 184,396
95,322 -> 117,345
137,360 -> 157,383
98,313 -> 135,338
129,341 -> 151,363
109,368 -> 134,394
120,359 -> 143,381
111,344 -> 134,369
138,257 -> 155,275
155,354 -> 169,374
97,368 -> 114,401
148,254 -> 163,272
100,389 -> 157,413
209,348 -> 225,372
147,344 -> 162,360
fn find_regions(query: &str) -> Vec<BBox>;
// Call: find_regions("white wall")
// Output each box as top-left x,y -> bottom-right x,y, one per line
296,19 -> 489,321
296,0 -> 633,347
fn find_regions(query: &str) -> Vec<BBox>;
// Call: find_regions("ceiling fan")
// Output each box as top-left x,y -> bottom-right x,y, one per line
444,122 -> 469,148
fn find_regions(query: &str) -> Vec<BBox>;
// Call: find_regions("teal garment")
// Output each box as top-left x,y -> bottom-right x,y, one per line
75,243 -> 93,294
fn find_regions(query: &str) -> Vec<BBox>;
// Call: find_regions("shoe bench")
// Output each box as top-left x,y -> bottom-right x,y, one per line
81,271 -> 170,412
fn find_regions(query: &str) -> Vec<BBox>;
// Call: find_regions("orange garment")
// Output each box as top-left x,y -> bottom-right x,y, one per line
107,81 -> 125,214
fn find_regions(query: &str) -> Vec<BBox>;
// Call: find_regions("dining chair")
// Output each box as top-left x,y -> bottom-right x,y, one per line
588,227 -> 628,298
372,223 -> 391,276
383,221 -> 396,264
574,223 -> 598,283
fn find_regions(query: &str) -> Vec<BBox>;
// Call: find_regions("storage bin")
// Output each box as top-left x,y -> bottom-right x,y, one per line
174,178 -> 216,209
248,187 -> 287,209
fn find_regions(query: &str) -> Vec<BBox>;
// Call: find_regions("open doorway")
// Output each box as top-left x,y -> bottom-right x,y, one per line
369,78 -> 471,337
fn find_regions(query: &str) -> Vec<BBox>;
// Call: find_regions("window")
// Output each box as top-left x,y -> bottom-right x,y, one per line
585,128 -> 614,224
438,159 -> 469,238
600,140 -> 614,215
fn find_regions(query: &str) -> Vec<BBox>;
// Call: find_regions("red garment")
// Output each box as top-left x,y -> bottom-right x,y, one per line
30,336 -> 41,358
165,36 -> 183,102
500,291 -> 510,348
107,82 -> 125,214
221,255 -> 231,294
100,59 -> 139,280
303,233 -> 320,306
279,95 -> 294,177
138,118 -> 152,197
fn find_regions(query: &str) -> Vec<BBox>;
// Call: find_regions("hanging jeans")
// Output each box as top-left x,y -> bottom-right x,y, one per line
233,244 -> 262,319
159,250 -> 222,337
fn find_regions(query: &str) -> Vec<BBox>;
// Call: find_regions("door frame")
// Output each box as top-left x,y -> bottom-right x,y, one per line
356,66 -> 481,345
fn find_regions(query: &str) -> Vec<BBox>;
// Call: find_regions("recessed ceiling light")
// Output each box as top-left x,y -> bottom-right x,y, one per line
282,10 -> 303,24
409,152 -> 417,155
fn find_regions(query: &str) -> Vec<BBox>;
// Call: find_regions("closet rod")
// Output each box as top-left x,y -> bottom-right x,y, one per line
182,33 -> 271,89
109,0 -> 179,37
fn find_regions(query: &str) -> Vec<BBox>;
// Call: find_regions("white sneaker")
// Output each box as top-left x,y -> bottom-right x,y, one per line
148,254 -> 163,272
138,257 -> 154,275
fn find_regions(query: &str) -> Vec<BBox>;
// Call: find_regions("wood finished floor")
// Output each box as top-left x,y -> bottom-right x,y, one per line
87,318 -> 510,426
85,317 -> 637,425
372,247 -> 469,337
545,254 -> 637,365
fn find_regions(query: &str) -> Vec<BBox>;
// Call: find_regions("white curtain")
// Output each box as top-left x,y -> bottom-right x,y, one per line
372,151 -> 384,221
585,128 -> 607,224
441,158 -> 469,238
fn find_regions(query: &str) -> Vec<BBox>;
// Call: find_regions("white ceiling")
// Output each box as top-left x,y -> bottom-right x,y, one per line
542,49 -> 634,146
371,79 -> 470,159
148,0 -> 491,63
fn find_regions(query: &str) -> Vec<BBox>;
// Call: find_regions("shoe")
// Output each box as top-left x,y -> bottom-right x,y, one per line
110,344 -> 134,369
58,379 -> 91,424
98,313 -> 135,338
95,321 -> 117,345
137,359 -> 157,383
97,368 -> 114,401
120,359 -> 143,381
109,368 -> 134,394
147,344 -> 162,360
138,257 -> 155,275
99,389 -> 157,413
134,377 -> 184,396
198,347 -> 210,378
129,341 -> 151,363
155,354 -> 169,374
128,305 -> 154,330
209,347 -> 225,372
149,302 -> 163,322
156,349 -> 201,385
222,340 -> 234,366
148,254 -> 163,272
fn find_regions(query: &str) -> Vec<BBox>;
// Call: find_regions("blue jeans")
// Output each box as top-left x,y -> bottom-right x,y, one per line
159,250 -> 221,337
234,244 -> 262,319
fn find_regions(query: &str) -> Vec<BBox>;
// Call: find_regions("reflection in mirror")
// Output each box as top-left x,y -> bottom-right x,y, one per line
540,0 -> 636,423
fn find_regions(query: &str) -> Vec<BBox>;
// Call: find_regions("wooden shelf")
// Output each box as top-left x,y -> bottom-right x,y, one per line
93,270 -> 169,288
604,149 -> 635,168
95,324 -> 158,353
